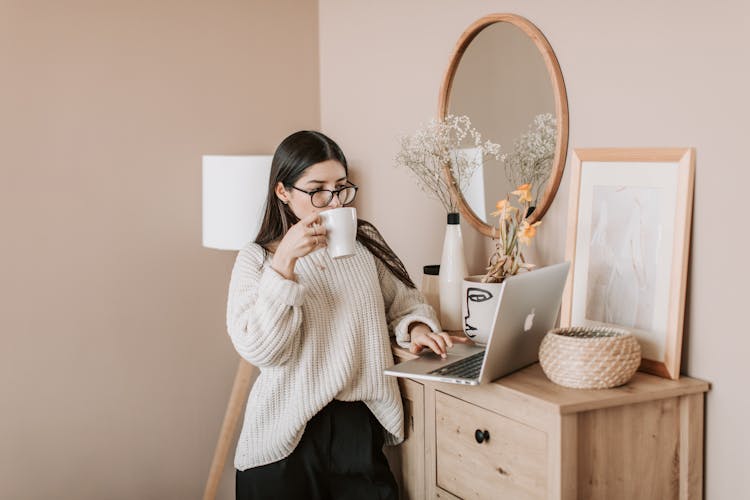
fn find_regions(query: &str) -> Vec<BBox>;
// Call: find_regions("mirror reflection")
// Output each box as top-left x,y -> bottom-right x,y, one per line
448,21 -> 557,223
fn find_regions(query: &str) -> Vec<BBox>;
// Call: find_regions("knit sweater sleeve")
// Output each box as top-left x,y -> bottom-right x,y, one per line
226,243 -> 306,367
375,257 -> 441,348
361,223 -> 441,349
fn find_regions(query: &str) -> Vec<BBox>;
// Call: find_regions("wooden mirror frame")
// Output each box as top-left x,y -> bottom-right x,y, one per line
439,13 -> 569,236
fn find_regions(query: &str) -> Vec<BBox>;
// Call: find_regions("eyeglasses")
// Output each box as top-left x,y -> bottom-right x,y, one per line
289,182 -> 359,208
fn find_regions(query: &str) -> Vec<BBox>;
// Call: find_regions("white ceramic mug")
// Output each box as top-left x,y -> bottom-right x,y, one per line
319,207 -> 357,259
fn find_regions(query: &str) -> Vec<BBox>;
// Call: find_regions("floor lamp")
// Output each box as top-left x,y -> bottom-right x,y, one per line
202,155 -> 272,500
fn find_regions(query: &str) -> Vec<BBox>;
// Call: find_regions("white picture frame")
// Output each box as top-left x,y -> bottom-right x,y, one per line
561,148 -> 695,379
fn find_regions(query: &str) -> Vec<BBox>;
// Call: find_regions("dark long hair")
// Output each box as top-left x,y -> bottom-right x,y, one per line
255,130 -> 415,289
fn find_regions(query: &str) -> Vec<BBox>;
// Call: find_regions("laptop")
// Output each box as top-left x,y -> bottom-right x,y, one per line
384,262 -> 570,386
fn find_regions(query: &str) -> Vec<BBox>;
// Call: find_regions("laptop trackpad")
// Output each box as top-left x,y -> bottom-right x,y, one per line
409,343 -> 484,368
441,342 -> 484,358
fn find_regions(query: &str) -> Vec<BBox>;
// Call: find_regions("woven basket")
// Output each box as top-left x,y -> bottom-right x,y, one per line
539,326 -> 642,389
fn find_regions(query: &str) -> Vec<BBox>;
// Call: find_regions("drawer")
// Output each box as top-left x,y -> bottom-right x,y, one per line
435,391 -> 547,499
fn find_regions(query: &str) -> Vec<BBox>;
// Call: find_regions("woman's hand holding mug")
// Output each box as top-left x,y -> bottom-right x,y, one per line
272,213 -> 327,280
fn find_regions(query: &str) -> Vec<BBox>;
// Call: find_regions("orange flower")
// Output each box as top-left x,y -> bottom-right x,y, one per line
512,183 -> 533,203
495,199 -> 509,211
483,184 -> 542,282
517,220 -> 541,245
490,199 -> 518,218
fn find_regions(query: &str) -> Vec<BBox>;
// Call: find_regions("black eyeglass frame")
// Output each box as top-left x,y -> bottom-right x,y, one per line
288,182 -> 359,208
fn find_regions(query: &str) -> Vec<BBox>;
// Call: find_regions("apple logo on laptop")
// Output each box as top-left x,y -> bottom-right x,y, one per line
524,308 -> 536,332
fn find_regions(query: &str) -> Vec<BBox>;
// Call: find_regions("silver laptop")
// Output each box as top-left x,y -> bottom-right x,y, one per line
384,262 -> 570,386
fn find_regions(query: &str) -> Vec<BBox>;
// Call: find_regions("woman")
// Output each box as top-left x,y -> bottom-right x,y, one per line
227,130 -> 467,499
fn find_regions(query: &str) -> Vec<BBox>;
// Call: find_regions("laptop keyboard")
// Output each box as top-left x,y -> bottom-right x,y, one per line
428,351 -> 485,379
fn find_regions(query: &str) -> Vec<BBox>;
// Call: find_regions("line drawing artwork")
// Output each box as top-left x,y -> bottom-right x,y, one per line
584,185 -> 661,332
464,287 -> 493,338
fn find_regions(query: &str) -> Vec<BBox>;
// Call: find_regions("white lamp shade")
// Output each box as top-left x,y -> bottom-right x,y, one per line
202,155 -> 273,250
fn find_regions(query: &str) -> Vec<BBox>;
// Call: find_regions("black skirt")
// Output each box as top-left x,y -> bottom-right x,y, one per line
236,399 -> 399,500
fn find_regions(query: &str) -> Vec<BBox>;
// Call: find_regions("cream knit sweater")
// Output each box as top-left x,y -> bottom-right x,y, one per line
226,234 -> 440,470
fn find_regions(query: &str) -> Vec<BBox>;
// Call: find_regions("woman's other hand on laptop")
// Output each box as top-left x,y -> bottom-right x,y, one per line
408,323 -> 472,358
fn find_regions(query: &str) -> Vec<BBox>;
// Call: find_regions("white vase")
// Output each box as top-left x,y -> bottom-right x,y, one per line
461,276 -> 505,346
439,213 -> 467,331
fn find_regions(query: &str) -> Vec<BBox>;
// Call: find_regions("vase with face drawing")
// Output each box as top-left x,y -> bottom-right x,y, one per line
461,276 -> 505,346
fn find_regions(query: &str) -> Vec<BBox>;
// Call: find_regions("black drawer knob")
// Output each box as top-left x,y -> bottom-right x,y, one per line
474,429 -> 490,443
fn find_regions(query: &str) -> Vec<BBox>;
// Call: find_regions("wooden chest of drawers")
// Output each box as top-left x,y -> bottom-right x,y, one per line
385,344 -> 709,500
436,390 -> 547,499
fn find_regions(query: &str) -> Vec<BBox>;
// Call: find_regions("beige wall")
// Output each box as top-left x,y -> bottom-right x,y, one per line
0,1 -> 318,499
3,1 -> 748,498
320,1 -> 750,498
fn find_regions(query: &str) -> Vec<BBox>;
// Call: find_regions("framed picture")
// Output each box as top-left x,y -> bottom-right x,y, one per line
561,148 -> 695,379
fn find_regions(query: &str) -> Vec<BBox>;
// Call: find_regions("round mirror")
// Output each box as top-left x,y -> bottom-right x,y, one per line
439,14 -> 569,236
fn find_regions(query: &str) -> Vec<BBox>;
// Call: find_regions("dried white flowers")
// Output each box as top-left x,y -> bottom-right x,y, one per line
504,113 -> 557,207
394,115 -> 503,212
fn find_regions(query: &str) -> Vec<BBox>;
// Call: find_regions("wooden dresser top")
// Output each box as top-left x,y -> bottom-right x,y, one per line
391,340 -> 709,415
